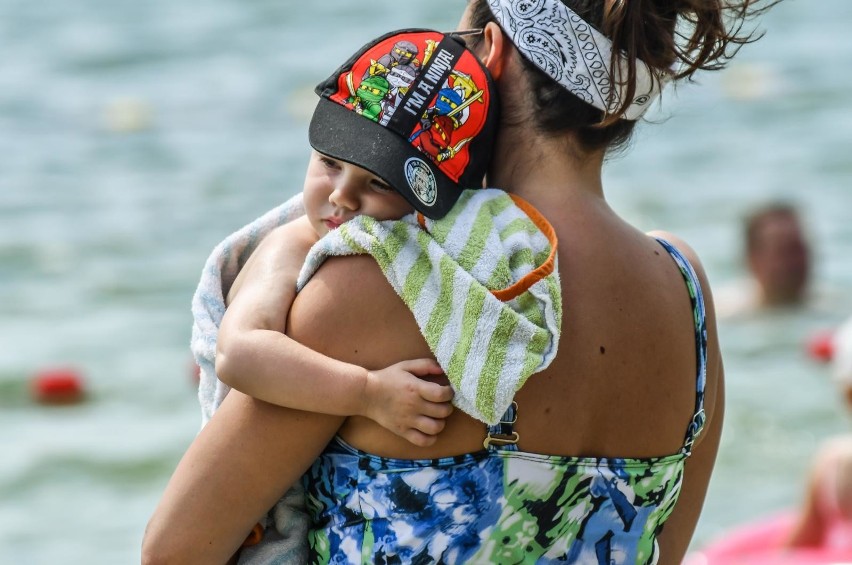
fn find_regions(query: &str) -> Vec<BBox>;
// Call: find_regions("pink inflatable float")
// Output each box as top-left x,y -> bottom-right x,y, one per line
684,511 -> 852,565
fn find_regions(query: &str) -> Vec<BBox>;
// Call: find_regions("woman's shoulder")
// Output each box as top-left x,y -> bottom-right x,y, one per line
645,230 -> 704,274
294,254 -> 389,311
646,229 -> 718,310
289,255 -> 431,362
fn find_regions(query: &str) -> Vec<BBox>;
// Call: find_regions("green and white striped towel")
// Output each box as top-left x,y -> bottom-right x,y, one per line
298,188 -> 561,425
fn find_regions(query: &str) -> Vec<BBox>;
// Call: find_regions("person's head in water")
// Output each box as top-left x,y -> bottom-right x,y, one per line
744,202 -> 811,307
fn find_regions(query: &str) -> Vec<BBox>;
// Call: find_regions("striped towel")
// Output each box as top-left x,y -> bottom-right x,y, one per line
298,188 -> 561,425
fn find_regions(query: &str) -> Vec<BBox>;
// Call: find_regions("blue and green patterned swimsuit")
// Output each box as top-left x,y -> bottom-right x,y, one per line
302,238 -> 708,564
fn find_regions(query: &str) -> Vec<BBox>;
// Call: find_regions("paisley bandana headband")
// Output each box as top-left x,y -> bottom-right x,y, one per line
487,0 -> 667,120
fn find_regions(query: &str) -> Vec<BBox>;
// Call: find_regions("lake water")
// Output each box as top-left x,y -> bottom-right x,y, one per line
2,0 -> 850,562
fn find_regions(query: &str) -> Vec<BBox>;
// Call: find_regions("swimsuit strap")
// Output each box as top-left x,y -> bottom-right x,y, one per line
484,401 -> 519,451
653,237 -> 708,456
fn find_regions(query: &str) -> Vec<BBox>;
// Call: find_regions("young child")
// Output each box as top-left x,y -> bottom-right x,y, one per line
786,317 -> 852,552
214,28 -> 499,447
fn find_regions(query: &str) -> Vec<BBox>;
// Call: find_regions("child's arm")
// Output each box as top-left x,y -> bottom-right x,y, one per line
216,219 -> 454,446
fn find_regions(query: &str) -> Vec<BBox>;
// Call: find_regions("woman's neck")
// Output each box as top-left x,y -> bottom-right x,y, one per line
487,122 -> 607,214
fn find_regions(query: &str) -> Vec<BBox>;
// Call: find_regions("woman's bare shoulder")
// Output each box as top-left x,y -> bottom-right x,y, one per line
646,230 -> 704,275
647,229 -> 718,321
288,255 -> 431,365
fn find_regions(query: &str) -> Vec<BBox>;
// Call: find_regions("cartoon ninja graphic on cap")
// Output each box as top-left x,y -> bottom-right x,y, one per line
363,39 -> 420,80
409,70 -> 485,163
370,40 -> 424,120
349,39 -> 422,122
381,64 -> 418,121
342,35 -> 487,170
346,74 -> 390,121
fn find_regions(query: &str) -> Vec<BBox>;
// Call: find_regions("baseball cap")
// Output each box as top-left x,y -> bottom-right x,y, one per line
309,29 -> 499,219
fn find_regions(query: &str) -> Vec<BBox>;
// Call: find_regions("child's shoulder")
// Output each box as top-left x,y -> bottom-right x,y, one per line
226,217 -> 317,305
261,216 -> 318,251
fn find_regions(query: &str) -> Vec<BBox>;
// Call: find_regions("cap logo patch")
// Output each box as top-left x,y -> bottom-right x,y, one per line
404,157 -> 437,207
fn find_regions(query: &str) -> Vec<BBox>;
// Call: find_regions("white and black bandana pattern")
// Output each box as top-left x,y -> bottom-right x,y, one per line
487,0 -> 666,120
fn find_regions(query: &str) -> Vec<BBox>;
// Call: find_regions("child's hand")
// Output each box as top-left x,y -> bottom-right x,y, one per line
363,359 -> 454,447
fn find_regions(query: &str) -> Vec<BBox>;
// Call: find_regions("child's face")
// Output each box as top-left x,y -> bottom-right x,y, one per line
303,151 -> 414,236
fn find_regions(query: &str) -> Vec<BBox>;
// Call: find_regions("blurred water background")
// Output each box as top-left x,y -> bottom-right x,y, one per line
1,0 -> 850,562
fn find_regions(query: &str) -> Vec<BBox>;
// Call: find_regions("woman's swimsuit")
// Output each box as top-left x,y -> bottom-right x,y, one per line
302,237 -> 708,564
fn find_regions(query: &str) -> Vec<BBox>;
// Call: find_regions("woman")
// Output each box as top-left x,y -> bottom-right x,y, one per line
144,0 -> 768,562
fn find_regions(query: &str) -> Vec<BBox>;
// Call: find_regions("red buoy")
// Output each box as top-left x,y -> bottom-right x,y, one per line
31,368 -> 86,405
806,330 -> 835,364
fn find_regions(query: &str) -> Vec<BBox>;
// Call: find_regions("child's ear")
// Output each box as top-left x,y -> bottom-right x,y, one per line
481,22 -> 507,81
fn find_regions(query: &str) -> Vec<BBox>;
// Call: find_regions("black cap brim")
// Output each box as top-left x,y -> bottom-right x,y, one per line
309,98 -> 461,220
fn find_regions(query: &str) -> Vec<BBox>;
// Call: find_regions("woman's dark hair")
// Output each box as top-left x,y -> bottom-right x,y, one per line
467,0 -> 775,154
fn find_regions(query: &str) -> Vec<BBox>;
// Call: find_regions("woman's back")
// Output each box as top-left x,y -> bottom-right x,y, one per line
336,203 -> 717,453
310,194 -> 722,563
516,205 -> 712,459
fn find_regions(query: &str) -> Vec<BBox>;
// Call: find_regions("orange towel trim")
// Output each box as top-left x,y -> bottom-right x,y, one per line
241,522 -> 264,547
490,195 -> 558,302
415,197 -> 557,302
